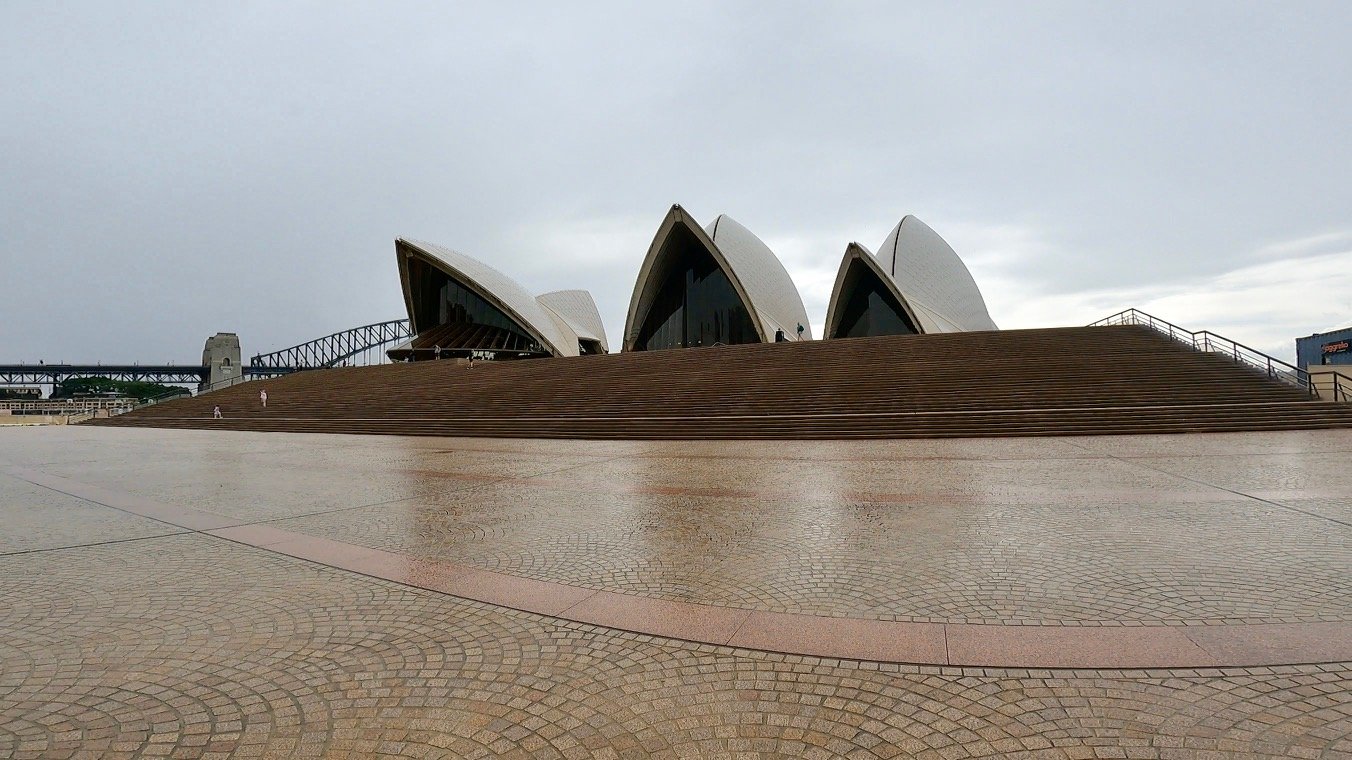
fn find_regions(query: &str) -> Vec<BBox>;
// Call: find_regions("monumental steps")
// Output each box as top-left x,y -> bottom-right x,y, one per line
91,325 -> 1352,439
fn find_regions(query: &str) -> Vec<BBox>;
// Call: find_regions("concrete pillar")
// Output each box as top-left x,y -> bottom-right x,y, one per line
201,333 -> 242,392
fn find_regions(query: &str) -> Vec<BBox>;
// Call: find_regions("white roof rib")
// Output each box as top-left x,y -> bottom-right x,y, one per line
875,216 -> 998,333
703,214 -> 813,341
537,289 -> 609,352
396,238 -> 578,357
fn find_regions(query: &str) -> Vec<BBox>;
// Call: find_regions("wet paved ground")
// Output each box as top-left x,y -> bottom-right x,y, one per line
1,426 -> 1349,758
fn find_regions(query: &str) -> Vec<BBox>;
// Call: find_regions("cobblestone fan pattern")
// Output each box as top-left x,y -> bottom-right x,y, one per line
2,427 -> 1351,626
1,534 -> 1349,759
0,474 -> 183,554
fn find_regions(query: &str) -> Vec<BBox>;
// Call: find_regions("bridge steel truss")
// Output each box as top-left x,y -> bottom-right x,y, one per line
1,319 -> 410,391
250,319 -> 412,369
0,366 -> 210,387
0,365 -> 299,389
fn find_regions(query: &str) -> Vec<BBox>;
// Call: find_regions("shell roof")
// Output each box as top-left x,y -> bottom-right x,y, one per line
397,238 -> 578,357
703,214 -> 813,340
875,216 -> 997,333
538,289 -> 609,352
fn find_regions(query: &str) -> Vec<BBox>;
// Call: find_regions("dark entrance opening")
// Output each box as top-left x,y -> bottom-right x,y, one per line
633,225 -> 758,351
830,261 -> 919,338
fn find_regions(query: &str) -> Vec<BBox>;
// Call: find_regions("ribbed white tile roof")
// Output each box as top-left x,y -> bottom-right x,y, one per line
875,216 -> 998,333
537,289 -> 609,352
397,239 -> 579,357
703,214 -> 813,340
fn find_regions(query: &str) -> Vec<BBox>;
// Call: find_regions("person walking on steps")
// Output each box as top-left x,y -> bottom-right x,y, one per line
260,388 -> 268,408
434,344 -> 442,360
468,354 -> 475,369
213,405 -> 222,419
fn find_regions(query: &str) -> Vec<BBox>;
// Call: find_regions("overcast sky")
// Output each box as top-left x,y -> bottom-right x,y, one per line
2,1 -> 1349,365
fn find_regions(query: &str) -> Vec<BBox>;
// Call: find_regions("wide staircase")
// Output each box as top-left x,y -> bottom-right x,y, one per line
91,325 -> 1352,439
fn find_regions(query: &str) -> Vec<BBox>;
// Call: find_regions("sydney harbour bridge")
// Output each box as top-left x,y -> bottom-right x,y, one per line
0,319 -> 412,394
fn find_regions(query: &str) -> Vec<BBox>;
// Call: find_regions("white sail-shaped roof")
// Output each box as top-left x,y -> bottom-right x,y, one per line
875,216 -> 998,333
624,205 -> 811,350
538,289 -> 609,353
396,238 -> 579,357
703,214 -> 813,341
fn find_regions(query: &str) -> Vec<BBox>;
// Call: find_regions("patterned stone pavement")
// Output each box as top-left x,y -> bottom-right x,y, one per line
1,426 -> 1350,757
10,427 -> 1348,627
0,476 -> 184,555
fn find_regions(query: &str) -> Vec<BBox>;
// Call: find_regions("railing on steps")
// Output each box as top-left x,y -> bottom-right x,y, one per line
102,387 -> 195,419
1316,372 -> 1351,403
195,374 -> 260,397
1089,309 -> 1315,396
99,369 -> 325,421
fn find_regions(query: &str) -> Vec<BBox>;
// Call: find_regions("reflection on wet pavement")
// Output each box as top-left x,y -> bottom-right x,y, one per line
1,426 -> 1349,758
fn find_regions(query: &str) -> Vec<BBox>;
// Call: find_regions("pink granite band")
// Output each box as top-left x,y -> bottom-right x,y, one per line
8,465 -> 1349,669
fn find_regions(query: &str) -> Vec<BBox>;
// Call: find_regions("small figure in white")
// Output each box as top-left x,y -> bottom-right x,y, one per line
213,405 -> 222,419
260,388 -> 268,408
434,344 -> 442,360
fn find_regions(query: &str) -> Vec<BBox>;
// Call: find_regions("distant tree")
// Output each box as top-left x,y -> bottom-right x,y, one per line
0,387 -> 41,400
51,377 -> 190,402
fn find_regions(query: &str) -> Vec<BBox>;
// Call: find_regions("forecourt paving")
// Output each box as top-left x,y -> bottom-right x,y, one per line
1,426 -> 1349,758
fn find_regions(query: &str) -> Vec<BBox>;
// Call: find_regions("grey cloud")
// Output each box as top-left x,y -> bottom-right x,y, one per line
2,1 -> 1348,363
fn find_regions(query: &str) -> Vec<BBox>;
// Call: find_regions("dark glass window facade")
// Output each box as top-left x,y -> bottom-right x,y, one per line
633,226 -> 758,351
831,263 -> 918,338
435,278 -> 530,339
405,256 -> 541,351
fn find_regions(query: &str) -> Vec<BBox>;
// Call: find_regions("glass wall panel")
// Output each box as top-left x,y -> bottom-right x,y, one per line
437,278 -> 529,338
406,255 -> 542,352
633,228 -> 758,351
832,264 -> 919,338
407,258 -> 443,330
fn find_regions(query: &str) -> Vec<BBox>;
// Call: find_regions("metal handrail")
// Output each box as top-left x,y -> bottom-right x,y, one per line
195,375 -> 257,396
101,369 -> 318,418
102,387 -> 194,418
1317,371 -> 1351,403
1089,308 -> 1314,395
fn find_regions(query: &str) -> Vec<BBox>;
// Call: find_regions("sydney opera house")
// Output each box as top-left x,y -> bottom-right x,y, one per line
388,204 -> 997,360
